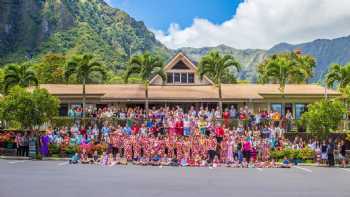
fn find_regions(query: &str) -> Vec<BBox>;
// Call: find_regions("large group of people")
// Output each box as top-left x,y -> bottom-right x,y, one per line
40,105 -> 347,168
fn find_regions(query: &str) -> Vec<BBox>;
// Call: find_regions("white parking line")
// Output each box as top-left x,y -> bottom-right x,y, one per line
256,167 -> 263,172
341,168 -> 350,173
294,166 -> 312,173
8,160 -> 26,164
58,162 -> 69,166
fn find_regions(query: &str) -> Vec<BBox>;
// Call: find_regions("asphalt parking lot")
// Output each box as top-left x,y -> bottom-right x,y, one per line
0,159 -> 349,197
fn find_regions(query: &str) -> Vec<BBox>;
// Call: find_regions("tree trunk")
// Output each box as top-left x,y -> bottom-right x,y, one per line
145,82 -> 149,115
218,83 -> 223,117
82,78 -> 86,118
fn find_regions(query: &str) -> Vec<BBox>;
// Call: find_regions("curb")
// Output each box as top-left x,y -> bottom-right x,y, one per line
1,156 -> 349,168
0,156 -> 69,161
0,156 -> 31,160
42,157 -> 70,161
296,163 -> 350,168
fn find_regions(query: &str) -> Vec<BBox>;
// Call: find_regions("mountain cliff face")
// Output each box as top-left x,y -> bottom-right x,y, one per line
268,36 -> 350,82
177,45 -> 267,81
0,0 -> 169,71
1,0 -> 350,82
180,36 -> 350,82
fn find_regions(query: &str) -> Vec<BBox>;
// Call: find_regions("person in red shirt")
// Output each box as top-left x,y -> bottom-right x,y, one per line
175,118 -> 183,136
215,123 -> 224,143
131,124 -> 140,135
79,126 -> 86,137
223,108 -> 230,127
206,135 -> 217,164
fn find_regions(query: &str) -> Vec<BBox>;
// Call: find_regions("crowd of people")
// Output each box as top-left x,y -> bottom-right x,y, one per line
40,105 -> 348,168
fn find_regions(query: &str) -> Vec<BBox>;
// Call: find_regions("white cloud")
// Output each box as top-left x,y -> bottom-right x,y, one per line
154,0 -> 350,49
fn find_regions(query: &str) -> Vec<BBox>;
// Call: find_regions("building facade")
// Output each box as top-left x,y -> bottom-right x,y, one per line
37,52 -> 341,119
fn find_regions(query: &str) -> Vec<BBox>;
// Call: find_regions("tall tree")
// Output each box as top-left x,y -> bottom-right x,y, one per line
301,99 -> 345,139
258,52 -> 315,93
198,51 -> 241,114
3,64 -> 38,94
34,53 -> 66,84
64,54 -> 106,117
325,63 -> 350,90
124,52 -> 166,114
0,86 -> 59,130
0,68 -> 4,94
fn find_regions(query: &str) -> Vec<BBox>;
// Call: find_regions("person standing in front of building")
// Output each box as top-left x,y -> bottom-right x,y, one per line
285,110 -> 293,132
327,138 -> 335,167
338,140 -> 347,168
22,132 -> 29,157
15,133 -> 23,156
183,115 -> 191,137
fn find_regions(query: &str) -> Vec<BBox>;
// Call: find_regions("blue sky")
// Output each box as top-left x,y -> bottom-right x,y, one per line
105,0 -> 350,49
106,0 -> 243,31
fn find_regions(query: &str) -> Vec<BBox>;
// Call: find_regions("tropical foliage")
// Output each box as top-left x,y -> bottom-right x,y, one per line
0,68 -> 4,94
270,148 -> 315,161
325,63 -> 350,90
34,53 -> 66,84
0,86 -> 59,130
3,63 -> 38,94
124,52 -> 166,113
0,0 -> 168,69
65,54 -> 107,117
301,99 -> 346,139
258,52 -> 315,93
198,51 -> 241,113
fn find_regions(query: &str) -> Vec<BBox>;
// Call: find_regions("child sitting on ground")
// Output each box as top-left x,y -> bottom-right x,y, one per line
119,155 -> 128,165
281,156 -> 291,168
80,149 -> 90,164
160,154 -> 171,166
100,152 -> 108,166
169,156 -> 179,167
91,151 -> 99,164
69,153 -> 80,164
212,155 -> 220,168
180,157 -> 188,167
109,153 -> 117,166
200,156 -> 208,167
241,158 -> 248,168
140,156 -> 149,166
150,151 -> 161,166
270,158 -> 277,168
193,154 -> 201,167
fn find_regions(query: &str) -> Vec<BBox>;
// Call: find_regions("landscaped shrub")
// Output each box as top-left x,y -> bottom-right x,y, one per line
270,148 -> 315,162
51,117 -> 75,128
300,147 -> 315,160
64,145 -> 79,156
0,132 -> 15,148
91,143 -> 108,155
48,144 -> 60,155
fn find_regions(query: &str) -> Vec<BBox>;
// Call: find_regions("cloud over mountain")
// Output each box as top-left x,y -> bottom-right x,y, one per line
154,0 -> 350,49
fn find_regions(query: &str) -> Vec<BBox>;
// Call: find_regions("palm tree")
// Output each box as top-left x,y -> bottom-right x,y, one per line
64,54 -> 106,117
258,52 -> 315,94
292,53 -> 316,83
4,64 -> 38,94
325,63 -> 350,90
198,51 -> 241,114
124,52 -> 166,114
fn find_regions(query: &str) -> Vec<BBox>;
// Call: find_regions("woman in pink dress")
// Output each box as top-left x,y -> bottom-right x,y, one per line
226,135 -> 234,164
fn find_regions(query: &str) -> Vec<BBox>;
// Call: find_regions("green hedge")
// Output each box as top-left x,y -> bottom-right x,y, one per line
270,148 -> 315,161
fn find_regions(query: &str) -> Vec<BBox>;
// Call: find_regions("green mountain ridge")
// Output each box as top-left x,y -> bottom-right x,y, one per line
179,35 -> 350,82
0,0 -> 169,71
1,0 -> 350,83
177,45 -> 267,81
